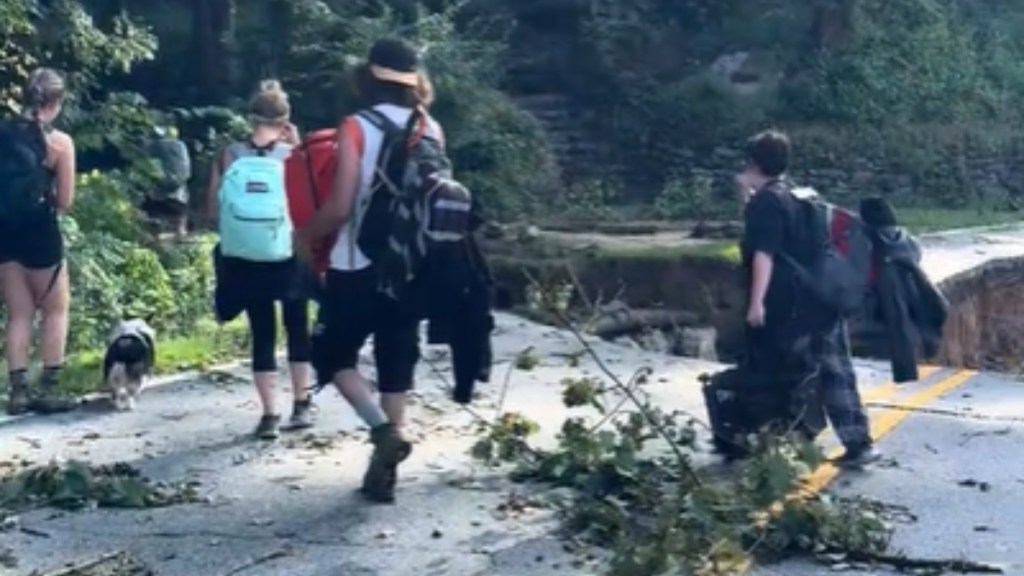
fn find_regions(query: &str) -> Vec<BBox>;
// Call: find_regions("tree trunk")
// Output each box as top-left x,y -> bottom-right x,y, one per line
811,0 -> 858,52
191,0 -> 234,104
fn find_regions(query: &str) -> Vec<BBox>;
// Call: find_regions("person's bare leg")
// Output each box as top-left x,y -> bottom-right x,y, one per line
31,264 -> 70,368
2,263 -> 35,415
28,264 -> 75,414
254,371 -> 278,416
333,368 -> 387,427
380,393 -> 407,430
290,362 -> 310,402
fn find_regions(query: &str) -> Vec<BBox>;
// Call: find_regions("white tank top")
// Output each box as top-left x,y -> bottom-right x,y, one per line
328,104 -> 443,271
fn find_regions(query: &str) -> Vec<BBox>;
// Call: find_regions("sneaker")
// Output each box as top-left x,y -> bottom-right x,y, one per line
834,444 -> 882,469
30,370 -> 76,415
360,424 -> 412,504
283,399 -> 316,431
5,378 -> 30,416
254,414 -> 281,440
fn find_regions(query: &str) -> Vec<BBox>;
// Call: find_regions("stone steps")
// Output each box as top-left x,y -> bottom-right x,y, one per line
513,93 -> 603,180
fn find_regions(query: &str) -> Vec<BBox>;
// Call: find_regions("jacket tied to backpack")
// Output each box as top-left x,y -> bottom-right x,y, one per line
771,185 -> 948,382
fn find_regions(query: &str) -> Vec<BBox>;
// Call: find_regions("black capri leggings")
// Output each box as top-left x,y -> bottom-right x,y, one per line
244,299 -> 311,372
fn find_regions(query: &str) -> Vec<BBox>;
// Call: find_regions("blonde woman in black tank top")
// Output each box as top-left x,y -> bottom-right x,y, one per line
1,68 -> 77,416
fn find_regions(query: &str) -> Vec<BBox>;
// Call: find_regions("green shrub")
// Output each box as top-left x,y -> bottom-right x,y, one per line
653,173 -> 714,220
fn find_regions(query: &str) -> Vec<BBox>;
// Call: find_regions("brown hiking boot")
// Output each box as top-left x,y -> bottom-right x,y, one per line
6,372 -> 30,416
30,369 -> 77,415
360,424 -> 412,504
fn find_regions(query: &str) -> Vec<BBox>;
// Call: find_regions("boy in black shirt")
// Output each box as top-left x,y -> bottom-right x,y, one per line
737,130 -> 880,468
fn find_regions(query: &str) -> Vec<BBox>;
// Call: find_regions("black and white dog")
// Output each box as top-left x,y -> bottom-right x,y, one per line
102,319 -> 157,411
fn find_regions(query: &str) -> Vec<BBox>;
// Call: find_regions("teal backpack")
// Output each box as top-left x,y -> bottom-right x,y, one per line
218,141 -> 293,262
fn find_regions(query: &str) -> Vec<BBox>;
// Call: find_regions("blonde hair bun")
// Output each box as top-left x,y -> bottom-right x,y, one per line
259,79 -> 285,95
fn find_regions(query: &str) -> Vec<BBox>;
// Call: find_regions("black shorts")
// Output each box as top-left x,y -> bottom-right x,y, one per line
312,268 -> 420,393
0,210 -> 63,269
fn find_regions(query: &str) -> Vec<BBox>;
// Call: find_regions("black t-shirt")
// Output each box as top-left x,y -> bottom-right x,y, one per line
741,180 -> 810,327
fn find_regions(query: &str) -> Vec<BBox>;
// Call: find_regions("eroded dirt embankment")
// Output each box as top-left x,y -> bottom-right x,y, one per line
487,224 -> 1024,372
935,256 -> 1024,371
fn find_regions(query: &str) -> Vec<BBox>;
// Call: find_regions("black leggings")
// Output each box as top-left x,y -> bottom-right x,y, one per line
245,299 -> 311,372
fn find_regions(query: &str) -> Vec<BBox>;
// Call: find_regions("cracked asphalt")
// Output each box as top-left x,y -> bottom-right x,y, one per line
0,314 -> 899,576
4,225 -> 1024,575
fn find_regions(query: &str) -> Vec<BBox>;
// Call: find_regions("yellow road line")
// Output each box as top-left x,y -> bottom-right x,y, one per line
737,367 -> 975,574
799,368 -> 974,496
815,365 -> 940,447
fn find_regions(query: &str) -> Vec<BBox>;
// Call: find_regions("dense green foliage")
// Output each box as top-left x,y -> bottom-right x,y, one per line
560,0 -> 1024,208
1,0 -> 1022,358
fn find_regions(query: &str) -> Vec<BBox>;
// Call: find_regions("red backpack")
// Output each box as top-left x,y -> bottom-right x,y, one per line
827,203 -> 878,287
284,127 -> 339,272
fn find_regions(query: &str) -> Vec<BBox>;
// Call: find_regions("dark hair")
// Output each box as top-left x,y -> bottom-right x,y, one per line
745,130 -> 790,177
23,68 -> 66,112
247,79 -> 290,126
353,37 -> 434,108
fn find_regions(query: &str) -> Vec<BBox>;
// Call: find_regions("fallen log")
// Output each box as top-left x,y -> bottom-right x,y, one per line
592,309 -> 700,339
32,551 -> 154,576
539,221 -> 666,235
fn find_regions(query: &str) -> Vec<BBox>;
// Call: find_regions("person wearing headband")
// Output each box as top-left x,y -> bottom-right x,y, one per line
297,37 -> 441,504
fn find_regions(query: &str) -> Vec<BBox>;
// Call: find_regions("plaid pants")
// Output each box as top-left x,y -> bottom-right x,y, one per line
818,322 -> 872,449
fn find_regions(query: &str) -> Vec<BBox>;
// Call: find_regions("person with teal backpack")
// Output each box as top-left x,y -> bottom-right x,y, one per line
206,80 -> 316,440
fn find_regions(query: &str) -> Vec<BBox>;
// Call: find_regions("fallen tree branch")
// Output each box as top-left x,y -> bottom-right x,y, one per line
221,549 -> 292,576
591,309 -> 700,340
31,551 -> 152,576
522,269 -> 704,487
836,548 -> 1004,574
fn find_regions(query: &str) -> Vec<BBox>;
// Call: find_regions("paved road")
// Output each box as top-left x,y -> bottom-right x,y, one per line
1,313 -> 1017,576
5,225 -> 1024,575
757,367 -> 1024,576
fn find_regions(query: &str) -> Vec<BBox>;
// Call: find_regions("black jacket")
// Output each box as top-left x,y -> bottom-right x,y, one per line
870,227 -> 948,383
415,206 -> 495,405
212,244 -> 320,323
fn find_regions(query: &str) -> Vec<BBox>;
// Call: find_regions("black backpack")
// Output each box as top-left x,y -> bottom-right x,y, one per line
0,118 -> 51,227
774,184 -> 873,319
356,108 -> 473,303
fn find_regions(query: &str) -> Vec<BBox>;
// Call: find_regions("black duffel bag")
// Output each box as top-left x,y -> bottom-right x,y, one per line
700,363 -> 825,459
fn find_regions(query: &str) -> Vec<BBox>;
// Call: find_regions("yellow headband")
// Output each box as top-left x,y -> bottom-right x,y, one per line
370,64 -> 419,87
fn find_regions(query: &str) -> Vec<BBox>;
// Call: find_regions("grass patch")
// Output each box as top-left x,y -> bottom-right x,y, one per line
897,207 -> 1021,233
0,318 -> 252,410
56,318 -> 252,398
589,240 -> 742,264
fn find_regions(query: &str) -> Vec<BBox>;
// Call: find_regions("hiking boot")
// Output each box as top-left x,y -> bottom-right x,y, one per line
254,414 -> 281,440
283,399 -> 316,431
360,424 -> 412,504
360,464 -> 398,503
834,444 -> 882,469
5,372 -> 30,416
30,369 -> 77,415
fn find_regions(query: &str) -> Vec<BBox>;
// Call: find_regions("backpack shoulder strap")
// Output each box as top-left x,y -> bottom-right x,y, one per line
357,108 -> 403,138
